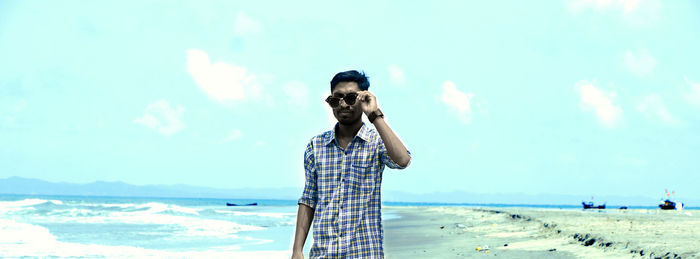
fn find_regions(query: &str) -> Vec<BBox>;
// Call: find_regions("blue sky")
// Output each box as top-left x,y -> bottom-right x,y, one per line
1,0 -> 699,200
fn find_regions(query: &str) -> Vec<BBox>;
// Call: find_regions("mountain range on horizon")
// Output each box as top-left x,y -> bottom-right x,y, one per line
0,176 -> 694,207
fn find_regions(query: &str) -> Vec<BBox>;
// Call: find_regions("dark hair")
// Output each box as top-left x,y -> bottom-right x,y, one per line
330,70 -> 370,92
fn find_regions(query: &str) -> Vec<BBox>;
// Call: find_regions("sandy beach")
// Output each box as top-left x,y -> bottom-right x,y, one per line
384,206 -> 699,259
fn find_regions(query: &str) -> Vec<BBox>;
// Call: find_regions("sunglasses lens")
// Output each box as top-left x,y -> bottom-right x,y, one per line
327,97 -> 341,107
344,93 -> 358,105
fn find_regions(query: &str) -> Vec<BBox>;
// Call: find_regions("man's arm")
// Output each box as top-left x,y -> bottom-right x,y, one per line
359,91 -> 411,168
372,117 -> 410,167
293,140 -> 317,258
292,204 -> 314,258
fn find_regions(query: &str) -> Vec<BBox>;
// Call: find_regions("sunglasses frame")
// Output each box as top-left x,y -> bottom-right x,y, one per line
325,92 -> 359,108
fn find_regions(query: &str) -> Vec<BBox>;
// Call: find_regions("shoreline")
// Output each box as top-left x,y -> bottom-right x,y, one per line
383,206 -> 699,258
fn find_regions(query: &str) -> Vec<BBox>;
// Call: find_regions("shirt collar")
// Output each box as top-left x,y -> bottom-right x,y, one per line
324,122 -> 371,146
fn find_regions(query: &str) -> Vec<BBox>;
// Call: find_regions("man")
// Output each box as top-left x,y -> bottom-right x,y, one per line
292,70 -> 411,258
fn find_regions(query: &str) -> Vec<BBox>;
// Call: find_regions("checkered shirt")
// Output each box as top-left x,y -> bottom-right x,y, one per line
298,123 -> 410,259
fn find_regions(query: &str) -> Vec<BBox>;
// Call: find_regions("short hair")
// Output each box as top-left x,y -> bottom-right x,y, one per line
330,70 -> 370,92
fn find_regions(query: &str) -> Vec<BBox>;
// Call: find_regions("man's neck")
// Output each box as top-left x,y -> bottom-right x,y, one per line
335,120 -> 362,140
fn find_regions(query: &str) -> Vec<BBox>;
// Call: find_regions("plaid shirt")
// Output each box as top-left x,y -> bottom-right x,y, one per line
299,123 -> 410,258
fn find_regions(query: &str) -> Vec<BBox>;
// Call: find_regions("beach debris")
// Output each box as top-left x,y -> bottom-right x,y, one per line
548,248 -> 557,252
475,245 -> 490,253
455,223 -> 466,228
503,243 -> 508,247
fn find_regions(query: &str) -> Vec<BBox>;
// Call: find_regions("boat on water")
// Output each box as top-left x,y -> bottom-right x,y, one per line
582,201 -> 605,209
659,189 -> 684,210
226,202 -> 258,206
659,199 -> 683,210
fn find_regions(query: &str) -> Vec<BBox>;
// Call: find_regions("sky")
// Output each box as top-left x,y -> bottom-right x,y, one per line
1,0 -> 699,200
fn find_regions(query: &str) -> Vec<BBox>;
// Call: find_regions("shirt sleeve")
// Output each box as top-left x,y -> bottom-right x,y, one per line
378,138 -> 411,170
298,140 -> 318,209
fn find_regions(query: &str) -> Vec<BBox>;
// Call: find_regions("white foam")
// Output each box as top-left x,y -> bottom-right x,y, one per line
215,210 -> 295,219
10,200 -> 263,238
0,218 -> 288,258
95,203 -> 135,208
0,199 -> 63,214
86,202 -> 201,215
1,238 -> 289,258
0,219 -> 57,245
30,209 -> 265,238
0,206 -> 36,214
0,198 -> 62,208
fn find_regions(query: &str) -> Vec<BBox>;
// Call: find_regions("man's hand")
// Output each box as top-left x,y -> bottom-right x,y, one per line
292,204 -> 313,259
358,90 -> 378,115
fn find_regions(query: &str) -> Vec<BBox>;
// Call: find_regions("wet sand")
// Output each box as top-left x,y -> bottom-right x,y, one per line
384,206 -> 699,258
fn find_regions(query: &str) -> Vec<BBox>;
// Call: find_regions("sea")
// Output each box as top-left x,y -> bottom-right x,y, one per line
0,194 -> 303,258
0,194 -> 691,258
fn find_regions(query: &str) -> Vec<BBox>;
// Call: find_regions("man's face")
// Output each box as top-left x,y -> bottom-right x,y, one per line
330,81 -> 363,125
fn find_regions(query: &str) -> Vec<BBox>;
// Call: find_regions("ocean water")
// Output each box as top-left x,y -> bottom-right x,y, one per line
0,195 -> 302,258
2,194 -> 692,258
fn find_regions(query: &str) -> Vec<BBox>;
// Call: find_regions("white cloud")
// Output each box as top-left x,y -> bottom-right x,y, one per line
388,64 -> 406,85
0,98 -> 26,129
134,100 -> 185,136
186,49 -> 261,103
440,81 -> 474,123
575,80 -> 622,128
224,129 -> 243,142
684,76 -> 700,107
636,94 -> 677,124
233,12 -> 261,37
566,0 -> 661,26
567,0 -> 641,13
282,81 -> 310,108
621,48 -> 656,76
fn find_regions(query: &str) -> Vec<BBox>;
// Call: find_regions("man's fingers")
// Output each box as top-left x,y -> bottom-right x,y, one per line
357,91 -> 368,103
359,91 -> 374,103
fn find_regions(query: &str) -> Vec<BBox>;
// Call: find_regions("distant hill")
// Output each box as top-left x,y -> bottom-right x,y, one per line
0,176 -> 301,200
1,177 -> 694,207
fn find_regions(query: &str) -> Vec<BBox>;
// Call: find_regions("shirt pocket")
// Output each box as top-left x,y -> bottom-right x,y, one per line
349,160 -> 375,196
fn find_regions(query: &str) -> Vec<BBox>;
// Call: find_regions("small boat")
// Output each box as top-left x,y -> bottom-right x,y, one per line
582,201 -> 605,209
659,189 -> 684,210
659,199 -> 683,210
226,202 -> 258,206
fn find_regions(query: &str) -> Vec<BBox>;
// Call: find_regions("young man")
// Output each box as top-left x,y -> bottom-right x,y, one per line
292,70 -> 411,258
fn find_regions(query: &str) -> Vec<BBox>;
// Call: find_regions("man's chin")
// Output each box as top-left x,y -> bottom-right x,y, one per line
337,117 -> 360,125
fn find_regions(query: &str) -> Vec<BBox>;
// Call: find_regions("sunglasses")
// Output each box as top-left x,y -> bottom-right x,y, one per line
325,93 -> 359,108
